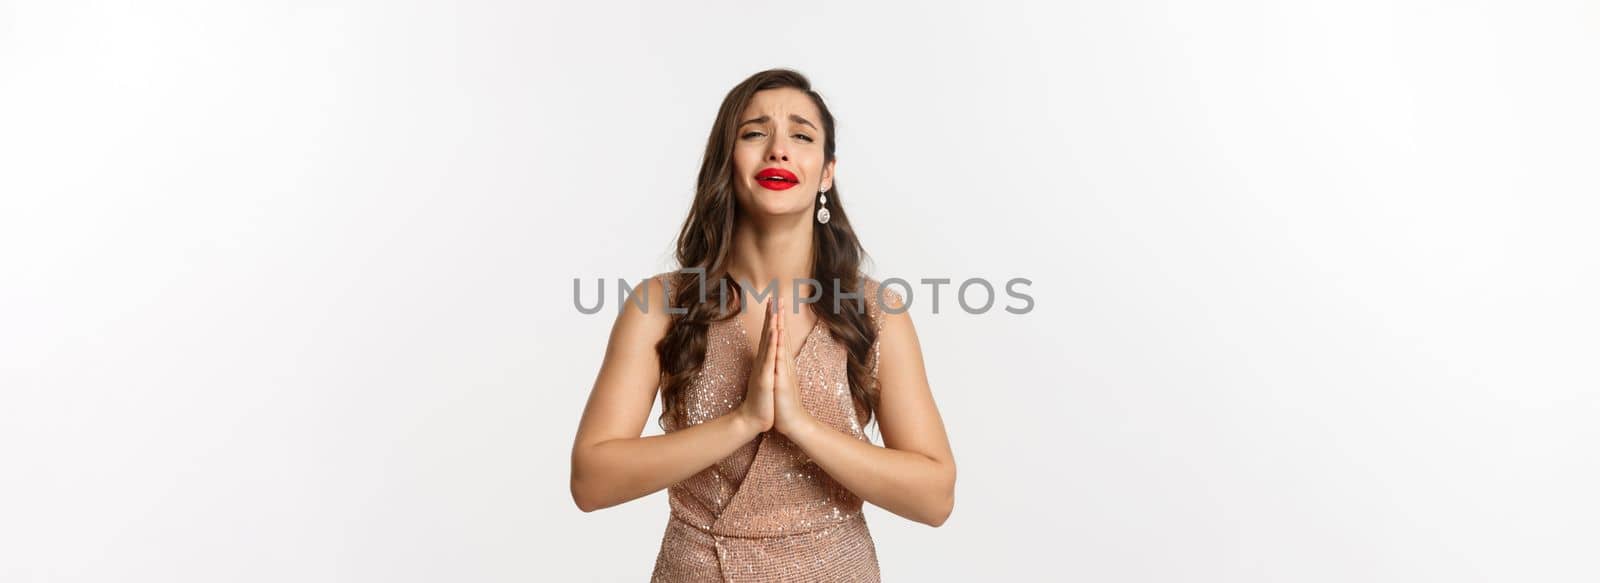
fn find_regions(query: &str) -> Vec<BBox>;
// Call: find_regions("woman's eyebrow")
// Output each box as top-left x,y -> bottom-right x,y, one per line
737,114 -> 818,131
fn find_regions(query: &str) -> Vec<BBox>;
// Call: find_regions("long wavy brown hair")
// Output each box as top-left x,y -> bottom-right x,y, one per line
655,68 -> 878,432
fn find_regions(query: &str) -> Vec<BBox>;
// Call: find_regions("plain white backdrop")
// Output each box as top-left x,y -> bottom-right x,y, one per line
3,1 -> 1597,581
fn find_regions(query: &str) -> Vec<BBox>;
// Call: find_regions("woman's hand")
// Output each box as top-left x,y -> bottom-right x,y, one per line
773,297 -> 819,437
736,298 -> 778,433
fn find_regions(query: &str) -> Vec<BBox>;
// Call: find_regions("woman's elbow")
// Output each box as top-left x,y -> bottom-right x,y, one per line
572,475 -> 623,513
572,491 -> 594,513
571,476 -> 599,512
924,490 -> 954,527
922,465 -> 957,527
570,454 -> 607,512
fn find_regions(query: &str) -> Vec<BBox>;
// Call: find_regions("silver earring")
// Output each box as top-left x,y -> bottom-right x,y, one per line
816,187 -> 831,224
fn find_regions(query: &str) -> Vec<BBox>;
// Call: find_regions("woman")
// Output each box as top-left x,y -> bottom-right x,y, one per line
570,68 -> 956,582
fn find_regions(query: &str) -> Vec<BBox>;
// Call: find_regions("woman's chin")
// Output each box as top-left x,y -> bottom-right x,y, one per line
740,199 -> 811,219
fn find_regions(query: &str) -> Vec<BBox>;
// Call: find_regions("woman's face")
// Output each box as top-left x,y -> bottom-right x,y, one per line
731,87 -> 835,220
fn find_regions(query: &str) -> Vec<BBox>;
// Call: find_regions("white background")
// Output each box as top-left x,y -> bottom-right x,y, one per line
3,1 -> 1597,581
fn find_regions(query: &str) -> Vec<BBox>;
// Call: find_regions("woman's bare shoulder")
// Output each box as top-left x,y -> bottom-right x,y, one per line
858,275 -> 907,327
610,272 -> 676,345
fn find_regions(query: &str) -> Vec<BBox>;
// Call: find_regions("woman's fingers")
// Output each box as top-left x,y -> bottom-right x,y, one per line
755,296 -> 775,360
777,297 -> 790,361
768,297 -> 780,366
778,300 -> 794,374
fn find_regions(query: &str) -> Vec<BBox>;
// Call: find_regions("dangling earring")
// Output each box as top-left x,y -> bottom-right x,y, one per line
816,186 -> 831,224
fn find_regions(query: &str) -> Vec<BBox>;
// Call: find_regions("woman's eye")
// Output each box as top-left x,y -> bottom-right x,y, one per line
742,131 -> 812,142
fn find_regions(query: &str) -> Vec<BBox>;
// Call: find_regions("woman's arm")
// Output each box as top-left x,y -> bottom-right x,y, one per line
569,276 -> 763,512
778,299 -> 957,527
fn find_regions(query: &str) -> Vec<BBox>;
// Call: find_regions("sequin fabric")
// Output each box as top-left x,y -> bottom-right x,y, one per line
650,274 -> 902,582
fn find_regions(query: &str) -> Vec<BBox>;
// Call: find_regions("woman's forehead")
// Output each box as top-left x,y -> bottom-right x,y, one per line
740,88 -> 821,122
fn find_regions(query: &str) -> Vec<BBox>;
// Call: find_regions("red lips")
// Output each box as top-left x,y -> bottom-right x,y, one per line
755,167 -> 799,191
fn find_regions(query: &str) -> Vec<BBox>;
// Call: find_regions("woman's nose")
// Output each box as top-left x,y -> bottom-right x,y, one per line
766,143 -> 789,161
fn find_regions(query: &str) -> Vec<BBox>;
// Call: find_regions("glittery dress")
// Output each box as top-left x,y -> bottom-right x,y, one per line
650,274 -> 899,582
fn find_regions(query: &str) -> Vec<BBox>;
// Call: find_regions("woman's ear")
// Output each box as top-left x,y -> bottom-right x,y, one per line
822,159 -> 836,191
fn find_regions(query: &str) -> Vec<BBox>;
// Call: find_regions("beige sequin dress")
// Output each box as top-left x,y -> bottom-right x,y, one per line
650,274 -> 899,582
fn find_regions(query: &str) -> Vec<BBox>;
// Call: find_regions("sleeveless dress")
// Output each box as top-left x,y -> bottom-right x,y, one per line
649,274 -> 900,582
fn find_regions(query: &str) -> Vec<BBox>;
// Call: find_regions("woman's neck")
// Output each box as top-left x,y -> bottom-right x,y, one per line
727,212 -> 814,300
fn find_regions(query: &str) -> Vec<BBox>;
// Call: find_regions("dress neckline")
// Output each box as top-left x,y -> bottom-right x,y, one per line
730,308 -> 823,364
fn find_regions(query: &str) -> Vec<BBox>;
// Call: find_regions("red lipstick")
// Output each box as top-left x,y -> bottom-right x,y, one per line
755,167 -> 799,191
